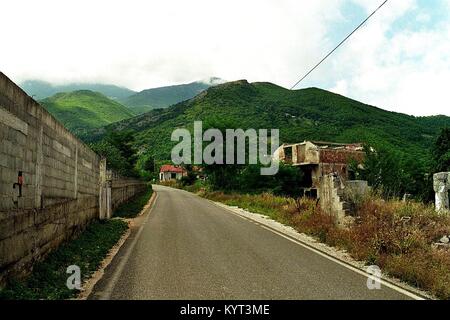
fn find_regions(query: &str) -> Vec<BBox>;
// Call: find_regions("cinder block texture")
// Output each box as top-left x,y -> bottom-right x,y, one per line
0,72 -> 146,286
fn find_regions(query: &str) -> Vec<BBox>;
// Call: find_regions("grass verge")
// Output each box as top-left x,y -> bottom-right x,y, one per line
0,219 -> 128,300
0,185 -> 154,300
113,185 -> 153,218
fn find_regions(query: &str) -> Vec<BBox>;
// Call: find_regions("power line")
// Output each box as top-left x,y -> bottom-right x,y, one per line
290,0 -> 389,90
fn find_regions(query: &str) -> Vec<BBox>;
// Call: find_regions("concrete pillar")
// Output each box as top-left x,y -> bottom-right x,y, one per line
99,158 -> 107,220
34,124 -> 43,208
73,145 -> 78,199
106,170 -> 112,219
433,172 -> 450,213
106,183 -> 112,219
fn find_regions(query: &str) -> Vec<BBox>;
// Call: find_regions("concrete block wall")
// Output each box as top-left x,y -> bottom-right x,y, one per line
0,72 -> 146,286
319,174 -> 369,227
111,179 -> 147,212
0,196 -> 98,284
0,72 -> 100,210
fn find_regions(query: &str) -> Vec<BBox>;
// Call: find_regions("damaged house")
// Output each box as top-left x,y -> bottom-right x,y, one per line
274,141 -> 366,197
274,141 -> 369,225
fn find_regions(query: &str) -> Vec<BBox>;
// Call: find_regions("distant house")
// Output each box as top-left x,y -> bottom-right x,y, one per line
274,141 -> 365,197
159,165 -> 186,181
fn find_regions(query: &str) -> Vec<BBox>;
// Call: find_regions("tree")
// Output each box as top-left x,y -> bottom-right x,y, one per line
91,129 -> 139,177
353,144 -> 433,201
355,145 -> 407,199
89,141 -> 130,176
267,164 -> 304,198
198,118 -> 243,191
433,128 -> 450,173
142,155 -> 155,173
105,130 -> 137,168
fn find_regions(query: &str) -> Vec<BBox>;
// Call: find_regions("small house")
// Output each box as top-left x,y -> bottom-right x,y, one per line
159,165 -> 186,182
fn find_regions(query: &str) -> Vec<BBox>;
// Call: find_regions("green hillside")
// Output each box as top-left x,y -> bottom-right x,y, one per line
121,78 -> 224,114
40,90 -> 135,136
21,80 -> 136,100
84,80 -> 450,163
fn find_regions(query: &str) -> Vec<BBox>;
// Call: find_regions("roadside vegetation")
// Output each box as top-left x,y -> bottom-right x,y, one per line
90,130 -> 157,180
0,219 -> 128,300
163,187 -> 449,300
90,130 -> 140,178
0,184 -> 154,300
84,81 -> 450,203
114,185 -> 153,218
162,128 -> 450,299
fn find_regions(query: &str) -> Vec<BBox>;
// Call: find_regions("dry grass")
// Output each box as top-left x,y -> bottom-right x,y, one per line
202,191 -> 450,300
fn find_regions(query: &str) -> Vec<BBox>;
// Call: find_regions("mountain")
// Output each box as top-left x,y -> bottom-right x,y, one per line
20,80 -> 136,101
40,90 -> 135,136
83,80 -> 450,162
120,77 -> 225,114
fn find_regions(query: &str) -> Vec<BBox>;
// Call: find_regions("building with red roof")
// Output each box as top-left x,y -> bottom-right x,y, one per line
159,164 -> 187,181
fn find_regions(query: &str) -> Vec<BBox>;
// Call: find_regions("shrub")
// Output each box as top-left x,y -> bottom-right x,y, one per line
114,186 -> 153,218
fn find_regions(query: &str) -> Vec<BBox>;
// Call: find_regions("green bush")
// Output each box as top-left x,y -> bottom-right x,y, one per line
113,186 -> 153,218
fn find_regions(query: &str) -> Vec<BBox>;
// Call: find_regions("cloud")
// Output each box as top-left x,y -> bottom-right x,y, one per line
327,0 -> 450,116
0,0 -> 449,116
0,0 -> 343,89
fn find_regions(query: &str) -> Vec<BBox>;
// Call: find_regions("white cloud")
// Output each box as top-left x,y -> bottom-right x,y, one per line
0,0 -> 343,90
1,0 -> 449,116
330,79 -> 349,96
328,0 -> 450,116
416,13 -> 431,23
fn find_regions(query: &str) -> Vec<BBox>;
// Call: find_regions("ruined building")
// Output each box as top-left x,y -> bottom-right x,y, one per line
274,141 -> 368,226
274,141 -> 366,197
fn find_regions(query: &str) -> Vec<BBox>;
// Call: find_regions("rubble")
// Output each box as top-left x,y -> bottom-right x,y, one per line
439,236 -> 449,244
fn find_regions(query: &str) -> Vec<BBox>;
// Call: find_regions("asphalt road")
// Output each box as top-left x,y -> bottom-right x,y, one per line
90,185 -> 413,300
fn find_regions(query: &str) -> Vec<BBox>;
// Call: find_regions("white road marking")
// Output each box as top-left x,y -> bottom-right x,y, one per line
97,186 -> 428,300
206,197 -> 427,301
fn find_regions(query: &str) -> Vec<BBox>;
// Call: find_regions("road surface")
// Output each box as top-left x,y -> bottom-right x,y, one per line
90,185 -> 413,300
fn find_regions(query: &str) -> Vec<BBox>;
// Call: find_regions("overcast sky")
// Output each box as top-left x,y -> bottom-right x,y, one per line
1,0 -> 449,116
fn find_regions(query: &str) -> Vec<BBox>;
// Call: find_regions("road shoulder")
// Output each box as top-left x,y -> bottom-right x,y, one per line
81,191 -> 157,300
173,187 -> 433,300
